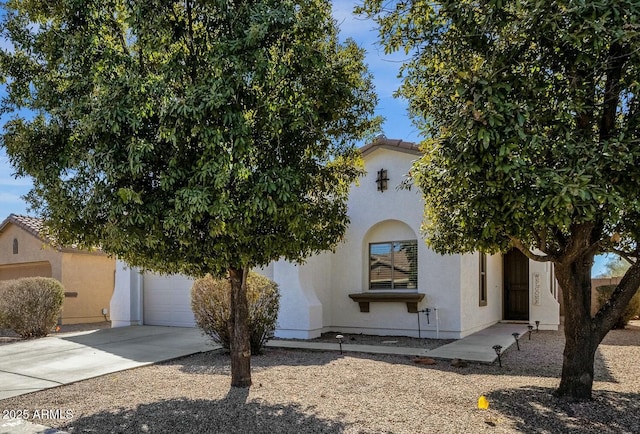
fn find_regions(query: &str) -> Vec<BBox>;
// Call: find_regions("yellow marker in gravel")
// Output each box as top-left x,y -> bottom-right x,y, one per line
477,395 -> 489,409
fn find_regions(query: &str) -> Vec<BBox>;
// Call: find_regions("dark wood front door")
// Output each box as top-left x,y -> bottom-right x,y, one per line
504,248 -> 529,320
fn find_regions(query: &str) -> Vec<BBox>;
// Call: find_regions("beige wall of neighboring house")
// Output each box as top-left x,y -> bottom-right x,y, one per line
0,215 -> 115,325
0,223 -> 62,280
0,261 -> 53,280
60,252 -> 115,323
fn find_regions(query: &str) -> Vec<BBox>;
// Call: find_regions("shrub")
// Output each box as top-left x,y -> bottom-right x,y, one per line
0,277 -> 65,338
0,281 -> 7,328
191,271 -> 280,355
596,285 -> 640,328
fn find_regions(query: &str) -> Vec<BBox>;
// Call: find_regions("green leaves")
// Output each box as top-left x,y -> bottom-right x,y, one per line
362,0 -> 640,260
0,0 -> 379,276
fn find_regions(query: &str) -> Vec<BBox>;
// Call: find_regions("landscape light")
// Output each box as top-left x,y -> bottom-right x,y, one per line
492,345 -> 503,367
336,334 -> 344,354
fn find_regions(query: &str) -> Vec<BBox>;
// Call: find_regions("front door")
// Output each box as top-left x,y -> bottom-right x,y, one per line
504,248 -> 529,320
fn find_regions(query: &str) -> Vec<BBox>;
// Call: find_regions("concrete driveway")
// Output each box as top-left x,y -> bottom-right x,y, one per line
0,326 -> 215,401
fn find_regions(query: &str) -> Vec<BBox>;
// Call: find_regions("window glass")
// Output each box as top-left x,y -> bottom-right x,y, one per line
479,253 -> 487,306
369,240 -> 418,290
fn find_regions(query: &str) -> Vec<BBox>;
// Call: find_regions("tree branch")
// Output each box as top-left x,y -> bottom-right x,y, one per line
509,236 -> 554,262
532,227 -> 543,251
599,42 -> 630,142
610,248 -> 638,265
593,260 -> 640,341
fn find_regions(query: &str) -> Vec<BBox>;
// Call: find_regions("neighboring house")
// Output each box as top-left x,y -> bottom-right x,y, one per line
111,138 -> 561,338
0,214 -> 115,324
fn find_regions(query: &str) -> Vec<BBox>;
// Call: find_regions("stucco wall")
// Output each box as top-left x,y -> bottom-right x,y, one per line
0,223 -> 62,281
0,261 -> 52,280
528,260 -> 560,330
1,222 -> 115,325
459,253 -> 503,337
60,252 -> 115,324
110,260 -> 143,327
276,146 -> 560,338
289,147 -> 464,339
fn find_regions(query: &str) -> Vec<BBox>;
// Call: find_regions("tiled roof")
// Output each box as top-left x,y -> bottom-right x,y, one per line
0,214 -> 101,254
0,214 -> 104,255
0,214 -> 46,239
359,136 -> 421,157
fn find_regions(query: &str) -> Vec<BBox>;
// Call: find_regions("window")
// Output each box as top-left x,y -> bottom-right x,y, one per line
549,263 -> 558,297
13,238 -> 18,255
479,253 -> 487,306
369,240 -> 418,290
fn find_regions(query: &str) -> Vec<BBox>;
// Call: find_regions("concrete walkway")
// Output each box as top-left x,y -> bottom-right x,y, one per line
426,323 -> 529,363
0,326 -> 215,401
267,322 -> 529,363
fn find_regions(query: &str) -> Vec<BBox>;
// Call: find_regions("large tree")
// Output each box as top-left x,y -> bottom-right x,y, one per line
359,0 -> 640,400
0,0 -> 379,387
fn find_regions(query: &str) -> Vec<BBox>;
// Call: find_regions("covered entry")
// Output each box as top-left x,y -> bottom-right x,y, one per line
504,248 -> 529,320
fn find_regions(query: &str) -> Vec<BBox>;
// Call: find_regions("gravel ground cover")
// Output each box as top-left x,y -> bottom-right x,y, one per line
1,322 -> 639,434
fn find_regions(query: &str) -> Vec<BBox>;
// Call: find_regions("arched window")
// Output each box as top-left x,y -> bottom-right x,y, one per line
13,238 -> 18,254
364,220 -> 419,291
369,240 -> 418,289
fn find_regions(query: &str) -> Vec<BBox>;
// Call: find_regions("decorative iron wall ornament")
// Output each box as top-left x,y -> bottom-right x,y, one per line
376,169 -> 389,192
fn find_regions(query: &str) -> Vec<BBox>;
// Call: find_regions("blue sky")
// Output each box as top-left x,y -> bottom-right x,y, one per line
0,3 -> 609,276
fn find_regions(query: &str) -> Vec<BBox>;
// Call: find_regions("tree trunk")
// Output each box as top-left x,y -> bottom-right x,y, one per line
554,254 -> 597,400
228,266 -> 252,388
554,254 -> 640,400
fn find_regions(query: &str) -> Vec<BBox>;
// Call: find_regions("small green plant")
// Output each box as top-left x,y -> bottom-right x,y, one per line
191,272 -> 280,355
0,277 -> 65,338
597,285 -> 640,328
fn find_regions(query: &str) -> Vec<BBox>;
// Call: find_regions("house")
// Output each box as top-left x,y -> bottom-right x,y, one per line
110,138 -> 561,338
0,214 -> 115,324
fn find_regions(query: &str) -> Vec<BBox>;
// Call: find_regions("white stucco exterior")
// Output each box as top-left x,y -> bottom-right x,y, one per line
110,261 -> 143,327
110,138 -> 560,338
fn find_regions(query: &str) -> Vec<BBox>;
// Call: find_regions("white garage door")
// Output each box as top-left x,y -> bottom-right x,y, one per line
143,273 -> 196,327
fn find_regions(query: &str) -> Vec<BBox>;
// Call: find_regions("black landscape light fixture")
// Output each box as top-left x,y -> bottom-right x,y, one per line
535,320 -> 540,332
336,334 -> 344,354
492,345 -> 503,367
512,332 -> 520,351
376,168 -> 389,192
527,325 -> 534,340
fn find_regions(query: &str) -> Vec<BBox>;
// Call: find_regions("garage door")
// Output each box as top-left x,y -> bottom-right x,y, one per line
143,273 -> 196,327
0,261 -> 52,281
